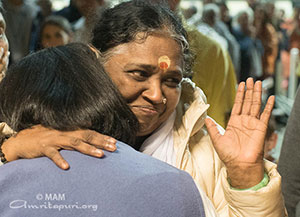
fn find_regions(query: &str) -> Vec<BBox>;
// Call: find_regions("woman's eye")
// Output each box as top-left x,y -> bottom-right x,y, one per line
43,34 -> 51,40
164,78 -> 182,87
55,32 -> 62,38
129,70 -> 149,80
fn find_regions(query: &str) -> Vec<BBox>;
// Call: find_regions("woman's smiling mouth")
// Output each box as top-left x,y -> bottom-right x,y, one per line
130,105 -> 161,116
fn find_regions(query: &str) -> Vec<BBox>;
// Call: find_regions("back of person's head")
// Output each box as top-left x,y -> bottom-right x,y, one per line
201,3 -> 220,25
233,8 -> 254,29
0,43 -> 138,145
74,0 -> 105,17
217,1 -> 230,22
254,4 -> 269,26
91,0 -> 193,77
39,15 -> 73,48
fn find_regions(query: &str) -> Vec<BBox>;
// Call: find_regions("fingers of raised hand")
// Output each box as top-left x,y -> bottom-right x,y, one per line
232,78 -> 263,118
42,147 -> 70,170
260,95 -> 275,125
231,82 -> 245,115
241,78 -> 254,115
250,80 -> 262,118
65,129 -> 117,152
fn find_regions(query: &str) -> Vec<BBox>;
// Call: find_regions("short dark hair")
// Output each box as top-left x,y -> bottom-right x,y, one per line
91,0 -> 193,77
0,43 -> 138,145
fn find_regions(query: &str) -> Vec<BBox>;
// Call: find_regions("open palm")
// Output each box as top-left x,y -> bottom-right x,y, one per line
205,78 -> 275,188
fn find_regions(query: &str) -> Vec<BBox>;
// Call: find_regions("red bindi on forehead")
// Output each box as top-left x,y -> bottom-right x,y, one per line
159,62 -> 169,70
158,55 -> 171,70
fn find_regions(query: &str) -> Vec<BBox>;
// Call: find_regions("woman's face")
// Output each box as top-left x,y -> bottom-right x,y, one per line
41,24 -> 71,48
104,34 -> 183,136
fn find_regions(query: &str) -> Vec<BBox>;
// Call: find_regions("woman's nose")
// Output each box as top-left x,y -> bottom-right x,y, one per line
142,80 -> 164,104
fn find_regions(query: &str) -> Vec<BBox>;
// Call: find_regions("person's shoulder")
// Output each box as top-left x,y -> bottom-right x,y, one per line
0,141 -> 206,217
186,24 -> 222,49
117,142 -> 205,216
0,140 -> 188,180
116,141 -> 187,175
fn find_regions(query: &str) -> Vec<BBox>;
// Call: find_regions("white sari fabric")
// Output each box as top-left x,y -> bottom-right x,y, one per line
140,111 -> 219,217
140,111 -> 177,167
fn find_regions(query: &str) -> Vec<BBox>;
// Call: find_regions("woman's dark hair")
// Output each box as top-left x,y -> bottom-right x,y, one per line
91,0 -> 193,77
0,43 -> 138,145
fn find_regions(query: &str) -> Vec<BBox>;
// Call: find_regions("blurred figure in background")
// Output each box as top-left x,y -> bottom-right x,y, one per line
179,1 -> 237,128
196,3 -> 228,51
215,1 -> 240,76
263,116 -> 278,163
218,1 -> 234,34
195,1 -> 240,75
280,7 -> 300,89
203,0 -> 214,4
73,0 -> 107,43
288,8 -> 300,62
254,5 -> 279,80
3,0 -> 38,63
37,0 -> 52,19
39,15 -> 73,49
232,9 -> 263,82
54,0 -> 81,24
30,0 -> 53,51
247,0 -> 259,11
182,5 -> 197,21
265,1 -> 277,27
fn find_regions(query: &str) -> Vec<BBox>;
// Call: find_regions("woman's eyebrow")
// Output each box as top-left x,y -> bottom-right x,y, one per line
165,70 -> 183,77
124,63 -> 183,76
124,63 -> 157,71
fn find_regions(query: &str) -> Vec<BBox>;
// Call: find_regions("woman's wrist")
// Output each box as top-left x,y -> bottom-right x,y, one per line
230,172 -> 269,191
1,136 -> 19,162
227,163 -> 264,189
0,137 -> 8,164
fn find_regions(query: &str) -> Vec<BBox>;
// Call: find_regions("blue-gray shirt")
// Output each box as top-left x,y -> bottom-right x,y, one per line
0,141 -> 206,217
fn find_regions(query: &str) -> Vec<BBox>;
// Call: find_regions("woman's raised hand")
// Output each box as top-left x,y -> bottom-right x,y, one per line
205,78 -> 275,189
2,125 -> 117,170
